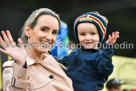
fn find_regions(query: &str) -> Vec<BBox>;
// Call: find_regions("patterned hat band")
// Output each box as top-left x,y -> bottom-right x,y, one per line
74,12 -> 108,42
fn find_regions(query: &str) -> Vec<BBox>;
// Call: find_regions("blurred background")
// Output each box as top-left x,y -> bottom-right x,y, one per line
0,0 -> 136,91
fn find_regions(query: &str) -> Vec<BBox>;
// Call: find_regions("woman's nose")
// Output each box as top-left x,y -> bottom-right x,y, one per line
46,33 -> 53,40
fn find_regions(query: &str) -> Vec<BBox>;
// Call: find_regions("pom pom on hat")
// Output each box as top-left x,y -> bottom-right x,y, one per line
74,11 -> 108,43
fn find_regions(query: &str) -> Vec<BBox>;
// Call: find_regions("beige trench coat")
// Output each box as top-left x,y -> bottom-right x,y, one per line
3,54 -> 74,91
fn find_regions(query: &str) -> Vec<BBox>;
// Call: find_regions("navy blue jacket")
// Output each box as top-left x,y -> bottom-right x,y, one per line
59,44 -> 114,91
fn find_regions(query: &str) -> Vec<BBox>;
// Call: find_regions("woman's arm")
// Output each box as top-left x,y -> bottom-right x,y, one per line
3,61 -> 30,91
0,30 -> 30,91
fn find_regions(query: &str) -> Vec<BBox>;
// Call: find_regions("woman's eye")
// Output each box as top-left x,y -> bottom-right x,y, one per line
41,28 -> 48,31
52,31 -> 58,35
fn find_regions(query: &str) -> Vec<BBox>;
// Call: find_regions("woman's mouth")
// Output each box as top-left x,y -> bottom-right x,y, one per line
39,41 -> 51,49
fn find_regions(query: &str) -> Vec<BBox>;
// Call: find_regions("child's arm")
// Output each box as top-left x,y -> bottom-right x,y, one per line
96,47 -> 114,76
96,31 -> 119,76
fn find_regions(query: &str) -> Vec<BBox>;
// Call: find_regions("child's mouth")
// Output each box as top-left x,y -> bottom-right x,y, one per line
85,42 -> 93,44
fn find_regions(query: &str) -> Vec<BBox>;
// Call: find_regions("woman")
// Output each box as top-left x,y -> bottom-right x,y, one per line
1,8 -> 73,91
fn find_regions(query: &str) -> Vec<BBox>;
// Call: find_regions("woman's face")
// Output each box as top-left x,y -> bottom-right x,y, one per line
26,15 -> 59,53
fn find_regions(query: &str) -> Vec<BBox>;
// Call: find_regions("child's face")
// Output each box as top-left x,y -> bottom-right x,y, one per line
77,22 -> 99,49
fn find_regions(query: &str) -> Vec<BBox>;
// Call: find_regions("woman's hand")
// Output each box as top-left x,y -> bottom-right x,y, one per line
106,31 -> 119,45
0,30 -> 26,66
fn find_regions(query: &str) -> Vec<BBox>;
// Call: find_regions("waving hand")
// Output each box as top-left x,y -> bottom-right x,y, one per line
0,30 -> 26,66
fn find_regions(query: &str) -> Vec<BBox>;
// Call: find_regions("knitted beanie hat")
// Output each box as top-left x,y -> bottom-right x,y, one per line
74,11 -> 108,43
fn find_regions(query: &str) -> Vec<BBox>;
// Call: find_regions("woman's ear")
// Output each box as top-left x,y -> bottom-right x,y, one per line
25,25 -> 31,38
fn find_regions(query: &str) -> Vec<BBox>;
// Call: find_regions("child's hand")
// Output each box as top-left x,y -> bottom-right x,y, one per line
106,31 -> 119,45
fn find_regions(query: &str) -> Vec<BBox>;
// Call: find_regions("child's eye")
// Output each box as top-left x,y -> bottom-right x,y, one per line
80,33 -> 85,36
91,33 -> 96,35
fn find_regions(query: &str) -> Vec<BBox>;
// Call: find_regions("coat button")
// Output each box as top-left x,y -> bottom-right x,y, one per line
49,75 -> 54,79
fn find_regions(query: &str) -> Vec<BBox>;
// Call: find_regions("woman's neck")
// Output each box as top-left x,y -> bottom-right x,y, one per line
26,48 -> 45,61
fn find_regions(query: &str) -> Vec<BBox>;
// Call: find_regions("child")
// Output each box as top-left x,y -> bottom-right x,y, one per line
59,11 -> 119,91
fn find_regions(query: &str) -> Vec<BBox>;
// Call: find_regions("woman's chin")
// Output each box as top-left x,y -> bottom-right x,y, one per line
38,47 -> 50,53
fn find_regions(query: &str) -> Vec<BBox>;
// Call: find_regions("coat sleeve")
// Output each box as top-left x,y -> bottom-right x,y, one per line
95,43 -> 114,76
3,61 -> 31,91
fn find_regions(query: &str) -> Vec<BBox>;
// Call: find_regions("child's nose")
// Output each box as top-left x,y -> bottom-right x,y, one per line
85,35 -> 91,40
